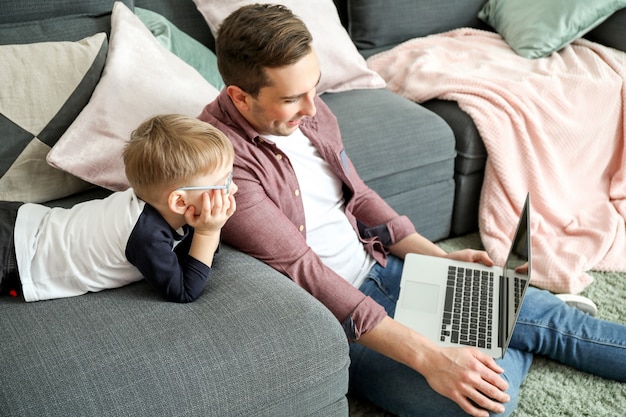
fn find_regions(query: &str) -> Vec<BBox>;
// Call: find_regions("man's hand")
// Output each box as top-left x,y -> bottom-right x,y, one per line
358,317 -> 509,417
445,249 -> 494,267
421,345 -> 509,417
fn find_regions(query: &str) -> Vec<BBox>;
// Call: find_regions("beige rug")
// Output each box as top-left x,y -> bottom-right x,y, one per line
349,233 -> 626,417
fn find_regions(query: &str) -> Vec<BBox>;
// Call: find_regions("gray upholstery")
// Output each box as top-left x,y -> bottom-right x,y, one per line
343,0 -> 487,51
334,0 -> 626,236
7,1 -> 626,415
587,8 -> 626,51
0,0 -> 132,43
322,89 -> 456,240
421,100 -> 486,236
0,246 -> 349,416
0,1 -> 349,416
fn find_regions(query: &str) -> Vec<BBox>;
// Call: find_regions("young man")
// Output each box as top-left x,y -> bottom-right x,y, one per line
0,114 -> 237,303
198,4 -> 626,416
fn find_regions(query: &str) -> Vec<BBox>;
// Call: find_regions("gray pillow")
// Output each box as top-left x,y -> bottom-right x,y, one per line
347,0 -> 487,50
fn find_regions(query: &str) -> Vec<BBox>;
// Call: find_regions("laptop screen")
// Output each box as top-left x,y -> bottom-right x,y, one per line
501,194 -> 531,352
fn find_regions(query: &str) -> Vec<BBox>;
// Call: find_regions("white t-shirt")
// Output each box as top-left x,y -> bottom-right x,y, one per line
268,129 -> 375,288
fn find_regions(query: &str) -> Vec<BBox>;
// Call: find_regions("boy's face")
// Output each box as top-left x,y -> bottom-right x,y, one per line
243,49 -> 321,137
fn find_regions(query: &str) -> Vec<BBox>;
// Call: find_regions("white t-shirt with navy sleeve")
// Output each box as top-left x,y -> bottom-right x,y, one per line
14,189 -> 210,302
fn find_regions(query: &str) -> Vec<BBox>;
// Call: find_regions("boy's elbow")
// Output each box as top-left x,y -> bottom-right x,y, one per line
165,290 -> 203,303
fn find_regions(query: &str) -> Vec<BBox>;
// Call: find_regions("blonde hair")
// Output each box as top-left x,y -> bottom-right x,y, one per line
123,114 -> 234,202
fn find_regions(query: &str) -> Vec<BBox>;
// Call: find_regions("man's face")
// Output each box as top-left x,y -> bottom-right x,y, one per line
243,50 -> 321,136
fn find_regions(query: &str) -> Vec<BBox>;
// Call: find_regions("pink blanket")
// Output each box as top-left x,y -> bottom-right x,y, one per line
367,28 -> 626,293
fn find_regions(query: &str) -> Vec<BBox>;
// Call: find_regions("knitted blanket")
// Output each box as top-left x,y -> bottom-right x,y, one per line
367,28 -> 626,293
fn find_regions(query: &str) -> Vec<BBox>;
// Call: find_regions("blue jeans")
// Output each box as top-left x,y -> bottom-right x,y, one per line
349,256 -> 626,416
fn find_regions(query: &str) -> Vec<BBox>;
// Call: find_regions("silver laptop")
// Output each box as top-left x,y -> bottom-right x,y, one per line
395,193 -> 531,359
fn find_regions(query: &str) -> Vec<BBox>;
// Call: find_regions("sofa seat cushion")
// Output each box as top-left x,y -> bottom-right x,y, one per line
0,245 -> 349,416
322,89 -> 456,241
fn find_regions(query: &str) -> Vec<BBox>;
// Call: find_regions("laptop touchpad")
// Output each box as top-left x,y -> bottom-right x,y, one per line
400,281 -> 439,314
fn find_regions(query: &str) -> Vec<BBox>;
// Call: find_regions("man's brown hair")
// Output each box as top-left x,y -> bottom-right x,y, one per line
216,4 -> 313,96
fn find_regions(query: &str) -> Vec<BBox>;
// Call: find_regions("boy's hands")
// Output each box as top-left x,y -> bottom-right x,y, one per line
184,189 -> 236,235
185,189 -> 236,267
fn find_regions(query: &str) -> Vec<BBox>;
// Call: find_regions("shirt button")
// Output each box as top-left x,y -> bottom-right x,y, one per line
299,225 -> 304,232
276,154 -> 282,160
294,189 -> 300,197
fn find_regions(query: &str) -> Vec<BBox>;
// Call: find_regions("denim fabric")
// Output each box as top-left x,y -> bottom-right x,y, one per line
350,256 -> 626,416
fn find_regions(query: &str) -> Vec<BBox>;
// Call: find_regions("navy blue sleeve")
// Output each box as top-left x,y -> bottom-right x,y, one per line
125,205 -> 211,303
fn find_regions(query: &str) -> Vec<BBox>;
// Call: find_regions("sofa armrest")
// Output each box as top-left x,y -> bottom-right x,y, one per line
0,245 -> 349,416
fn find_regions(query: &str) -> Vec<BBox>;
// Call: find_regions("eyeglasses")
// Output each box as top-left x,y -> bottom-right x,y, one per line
176,172 -> 233,194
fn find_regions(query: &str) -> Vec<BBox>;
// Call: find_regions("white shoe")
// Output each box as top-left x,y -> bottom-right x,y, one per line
555,294 -> 598,316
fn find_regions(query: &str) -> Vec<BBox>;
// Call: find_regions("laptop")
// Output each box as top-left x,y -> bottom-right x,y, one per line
395,193 -> 531,359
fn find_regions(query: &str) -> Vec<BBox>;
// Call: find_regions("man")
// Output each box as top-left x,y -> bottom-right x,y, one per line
198,4 -> 626,416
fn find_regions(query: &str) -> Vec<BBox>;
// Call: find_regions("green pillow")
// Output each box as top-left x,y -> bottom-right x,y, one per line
134,7 -> 224,90
478,0 -> 626,59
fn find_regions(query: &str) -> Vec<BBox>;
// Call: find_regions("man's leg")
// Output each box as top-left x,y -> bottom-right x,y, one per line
350,256 -> 532,416
511,286 -> 626,382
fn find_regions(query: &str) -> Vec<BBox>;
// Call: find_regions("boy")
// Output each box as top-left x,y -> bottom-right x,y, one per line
0,114 -> 236,303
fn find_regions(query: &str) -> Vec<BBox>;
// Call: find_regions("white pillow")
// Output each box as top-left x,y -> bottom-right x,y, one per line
192,0 -> 386,93
47,2 -> 220,191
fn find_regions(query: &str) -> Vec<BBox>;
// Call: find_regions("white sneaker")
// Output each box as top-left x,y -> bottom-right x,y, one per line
555,294 -> 598,316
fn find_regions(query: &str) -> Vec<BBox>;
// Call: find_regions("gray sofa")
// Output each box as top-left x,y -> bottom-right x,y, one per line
1,1 -> 353,416
3,1 -> 626,416
334,0 -> 626,237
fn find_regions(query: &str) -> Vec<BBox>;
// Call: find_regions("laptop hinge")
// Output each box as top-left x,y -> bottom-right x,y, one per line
498,273 -> 507,348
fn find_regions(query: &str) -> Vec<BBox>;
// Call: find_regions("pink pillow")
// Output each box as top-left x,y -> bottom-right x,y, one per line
192,0 -> 386,93
47,2 -> 220,191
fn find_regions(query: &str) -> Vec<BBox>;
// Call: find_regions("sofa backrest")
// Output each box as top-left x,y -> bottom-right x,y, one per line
0,0 -> 133,43
135,0 -> 216,49
333,0 -> 488,52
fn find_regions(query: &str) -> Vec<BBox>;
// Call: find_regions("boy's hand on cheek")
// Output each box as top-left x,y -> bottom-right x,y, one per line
184,190 -> 236,235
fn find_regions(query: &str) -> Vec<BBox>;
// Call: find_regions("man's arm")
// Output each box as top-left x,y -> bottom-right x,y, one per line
220,171 -> 387,337
388,232 -> 495,265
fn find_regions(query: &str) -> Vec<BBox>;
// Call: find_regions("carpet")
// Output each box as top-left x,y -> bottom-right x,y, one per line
348,233 -> 626,417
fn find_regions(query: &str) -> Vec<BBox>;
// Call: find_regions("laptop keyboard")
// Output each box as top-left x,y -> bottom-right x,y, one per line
514,276 -> 527,312
441,266 -> 494,349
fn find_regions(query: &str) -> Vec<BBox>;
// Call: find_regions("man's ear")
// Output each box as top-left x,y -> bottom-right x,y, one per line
226,85 -> 251,112
168,190 -> 189,215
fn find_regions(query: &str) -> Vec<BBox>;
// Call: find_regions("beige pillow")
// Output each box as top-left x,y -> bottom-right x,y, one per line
192,0 -> 386,93
47,2 -> 220,191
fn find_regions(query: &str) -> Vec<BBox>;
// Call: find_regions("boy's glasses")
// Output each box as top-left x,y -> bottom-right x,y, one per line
177,172 -> 233,194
